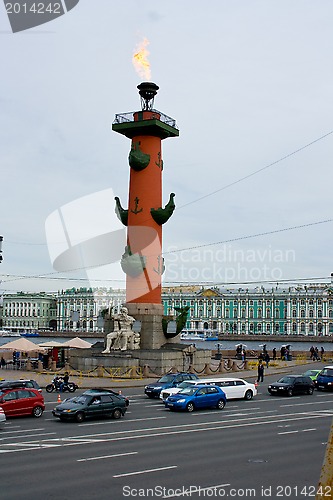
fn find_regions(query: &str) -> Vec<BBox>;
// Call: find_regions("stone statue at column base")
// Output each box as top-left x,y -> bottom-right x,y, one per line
102,306 -> 140,353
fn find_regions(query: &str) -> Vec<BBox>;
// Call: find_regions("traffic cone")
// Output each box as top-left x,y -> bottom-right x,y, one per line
254,380 -> 258,389
57,393 -> 61,403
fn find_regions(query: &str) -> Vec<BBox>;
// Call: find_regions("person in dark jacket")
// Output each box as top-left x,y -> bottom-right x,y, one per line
257,360 -> 264,383
60,371 -> 69,392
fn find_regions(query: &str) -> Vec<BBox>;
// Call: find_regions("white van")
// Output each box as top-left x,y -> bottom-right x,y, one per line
160,377 -> 257,402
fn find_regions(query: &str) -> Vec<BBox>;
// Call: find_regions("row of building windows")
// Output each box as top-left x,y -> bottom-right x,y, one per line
2,285 -> 333,334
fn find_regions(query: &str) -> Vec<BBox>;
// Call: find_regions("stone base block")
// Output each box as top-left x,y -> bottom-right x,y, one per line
126,302 -> 166,350
69,345 -> 213,376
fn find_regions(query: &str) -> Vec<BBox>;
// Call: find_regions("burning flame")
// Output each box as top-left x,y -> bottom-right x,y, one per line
132,38 -> 151,81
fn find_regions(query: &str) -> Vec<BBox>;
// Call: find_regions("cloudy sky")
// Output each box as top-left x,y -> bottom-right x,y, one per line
1,0 -> 333,294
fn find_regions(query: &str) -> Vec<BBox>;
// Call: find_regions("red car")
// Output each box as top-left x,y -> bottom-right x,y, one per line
0,387 -> 45,418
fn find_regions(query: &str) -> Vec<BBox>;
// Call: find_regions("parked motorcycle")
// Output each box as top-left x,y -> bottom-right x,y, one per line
46,376 -> 78,393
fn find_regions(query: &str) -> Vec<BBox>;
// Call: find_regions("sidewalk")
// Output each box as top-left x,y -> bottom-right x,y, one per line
0,358 -> 321,390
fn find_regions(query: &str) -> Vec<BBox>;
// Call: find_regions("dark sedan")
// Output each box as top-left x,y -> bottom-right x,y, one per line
268,375 -> 315,397
52,389 -> 127,422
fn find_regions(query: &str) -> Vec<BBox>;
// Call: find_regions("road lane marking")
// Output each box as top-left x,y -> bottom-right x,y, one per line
0,432 -> 56,441
0,410 -> 331,454
113,465 -> 177,478
278,427 -> 317,435
77,451 -> 138,462
0,428 -> 45,436
80,416 -> 166,427
281,401 -> 331,407
190,408 -> 277,417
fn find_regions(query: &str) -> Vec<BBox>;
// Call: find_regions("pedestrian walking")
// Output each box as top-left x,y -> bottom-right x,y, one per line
257,360 -> 264,383
272,348 -> 276,360
264,352 -> 270,368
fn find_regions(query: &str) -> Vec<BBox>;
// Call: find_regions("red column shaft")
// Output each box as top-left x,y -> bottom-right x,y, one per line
126,134 -> 163,304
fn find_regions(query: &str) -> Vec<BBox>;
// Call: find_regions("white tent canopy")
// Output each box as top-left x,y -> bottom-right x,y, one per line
38,340 -> 64,348
0,337 -> 45,352
61,337 -> 92,349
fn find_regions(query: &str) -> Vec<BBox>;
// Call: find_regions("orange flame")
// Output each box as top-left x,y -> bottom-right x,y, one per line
132,38 -> 151,81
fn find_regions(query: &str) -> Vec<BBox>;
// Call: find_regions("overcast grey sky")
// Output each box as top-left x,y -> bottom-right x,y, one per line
1,0 -> 333,294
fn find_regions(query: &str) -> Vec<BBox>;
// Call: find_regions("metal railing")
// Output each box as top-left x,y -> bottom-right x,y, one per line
113,109 -> 178,130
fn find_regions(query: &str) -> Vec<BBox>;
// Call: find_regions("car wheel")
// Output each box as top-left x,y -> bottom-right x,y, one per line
308,387 -> 314,395
244,390 -> 253,400
32,406 -> 43,418
113,409 -> 122,419
217,399 -> 225,410
75,412 -> 85,423
287,388 -> 293,397
186,402 -> 195,412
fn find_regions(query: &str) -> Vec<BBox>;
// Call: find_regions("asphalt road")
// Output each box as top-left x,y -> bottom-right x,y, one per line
0,364 -> 332,500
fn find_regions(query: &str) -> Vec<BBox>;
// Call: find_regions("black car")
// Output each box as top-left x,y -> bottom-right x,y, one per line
52,389 -> 127,422
89,387 -> 129,406
268,375 -> 315,397
144,373 -> 199,399
0,379 -> 42,393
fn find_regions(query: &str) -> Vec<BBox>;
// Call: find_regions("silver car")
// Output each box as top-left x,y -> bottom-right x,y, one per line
0,406 -> 6,428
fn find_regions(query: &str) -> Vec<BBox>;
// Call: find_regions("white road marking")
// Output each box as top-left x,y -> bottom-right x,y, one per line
80,416 -> 166,427
281,401 -> 331,407
77,451 -> 138,462
0,410 -> 331,454
113,465 -> 177,478
0,432 -> 56,441
0,428 -> 45,436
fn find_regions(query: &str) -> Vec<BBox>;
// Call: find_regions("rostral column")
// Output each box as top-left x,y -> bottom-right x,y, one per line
112,82 -> 179,349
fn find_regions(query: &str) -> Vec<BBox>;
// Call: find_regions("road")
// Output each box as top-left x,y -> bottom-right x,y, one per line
0,365 -> 332,500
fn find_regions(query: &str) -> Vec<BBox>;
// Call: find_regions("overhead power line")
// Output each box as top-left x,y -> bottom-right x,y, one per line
5,128 -> 333,247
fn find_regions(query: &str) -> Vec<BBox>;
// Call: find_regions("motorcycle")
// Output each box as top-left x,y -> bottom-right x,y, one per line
46,376 -> 78,393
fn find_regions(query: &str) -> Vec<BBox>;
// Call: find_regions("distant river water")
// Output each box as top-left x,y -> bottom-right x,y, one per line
0,335 -> 331,353
180,338 -> 332,352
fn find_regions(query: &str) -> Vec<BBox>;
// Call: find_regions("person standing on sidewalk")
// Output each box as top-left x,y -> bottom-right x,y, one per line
257,360 -> 264,383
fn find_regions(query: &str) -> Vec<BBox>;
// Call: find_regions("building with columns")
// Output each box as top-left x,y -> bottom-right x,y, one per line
2,292 -> 57,332
162,282 -> 333,337
56,287 -> 126,332
1,280 -> 333,337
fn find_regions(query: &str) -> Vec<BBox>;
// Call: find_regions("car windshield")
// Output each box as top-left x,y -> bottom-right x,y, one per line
320,368 -> 333,377
277,377 -> 295,384
69,395 -> 90,404
158,375 -> 176,383
177,381 -> 194,389
178,387 -> 197,396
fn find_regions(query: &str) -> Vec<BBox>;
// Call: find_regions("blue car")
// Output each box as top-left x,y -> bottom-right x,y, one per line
164,384 -> 226,412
